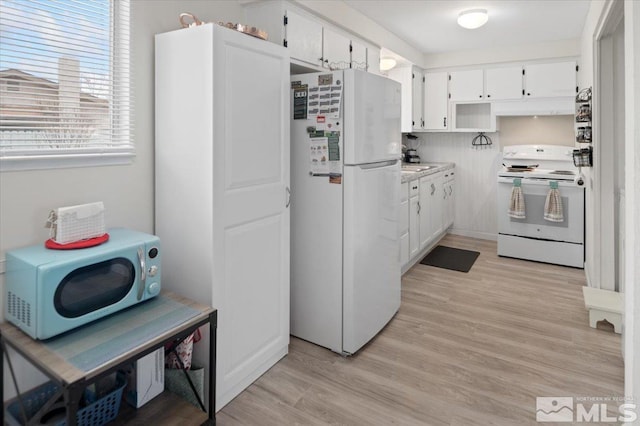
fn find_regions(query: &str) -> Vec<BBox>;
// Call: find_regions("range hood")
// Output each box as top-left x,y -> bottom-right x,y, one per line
492,97 -> 574,116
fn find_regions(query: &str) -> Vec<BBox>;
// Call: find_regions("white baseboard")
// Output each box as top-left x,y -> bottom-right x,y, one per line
448,228 -> 497,241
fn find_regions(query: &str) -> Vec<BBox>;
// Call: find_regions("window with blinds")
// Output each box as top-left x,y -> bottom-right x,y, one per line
0,0 -> 132,170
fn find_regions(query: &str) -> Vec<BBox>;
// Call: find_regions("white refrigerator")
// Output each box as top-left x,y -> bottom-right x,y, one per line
291,69 -> 402,355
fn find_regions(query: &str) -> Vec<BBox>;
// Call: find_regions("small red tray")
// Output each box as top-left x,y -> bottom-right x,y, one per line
45,233 -> 110,250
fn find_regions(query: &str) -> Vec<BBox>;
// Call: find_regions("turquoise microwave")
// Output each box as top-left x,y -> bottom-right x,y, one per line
5,228 -> 161,340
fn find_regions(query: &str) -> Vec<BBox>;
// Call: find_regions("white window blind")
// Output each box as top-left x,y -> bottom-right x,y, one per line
0,0 -> 133,170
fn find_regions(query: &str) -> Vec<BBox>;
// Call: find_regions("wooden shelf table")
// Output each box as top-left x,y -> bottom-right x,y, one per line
0,291 -> 216,425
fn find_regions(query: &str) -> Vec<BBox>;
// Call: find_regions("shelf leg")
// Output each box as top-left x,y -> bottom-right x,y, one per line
209,311 -> 217,423
64,380 -> 85,426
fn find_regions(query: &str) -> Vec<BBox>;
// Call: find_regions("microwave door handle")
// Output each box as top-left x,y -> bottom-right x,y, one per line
137,247 -> 146,300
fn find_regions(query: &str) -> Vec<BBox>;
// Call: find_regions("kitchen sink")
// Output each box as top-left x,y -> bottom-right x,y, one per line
401,165 -> 432,172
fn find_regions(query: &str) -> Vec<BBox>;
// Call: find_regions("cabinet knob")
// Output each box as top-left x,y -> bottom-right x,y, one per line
479,95 -> 483,98
487,94 -> 491,98
527,92 -> 531,96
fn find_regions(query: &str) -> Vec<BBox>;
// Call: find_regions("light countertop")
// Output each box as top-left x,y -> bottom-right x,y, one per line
401,162 -> 455,183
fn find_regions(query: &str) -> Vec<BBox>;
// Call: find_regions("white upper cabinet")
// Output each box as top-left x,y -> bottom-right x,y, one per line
524,61 -> 577,98
412,68 -> 424,130
485,66 -> 523,100
424,71 -> 449,131
244,1 -> 375,74
285,9 -> 323,66
388,66 -> 423,132
368,46 -> 381,74
449,69 -> 484,101
323,27 -> 351,69
350,39 -> 367,71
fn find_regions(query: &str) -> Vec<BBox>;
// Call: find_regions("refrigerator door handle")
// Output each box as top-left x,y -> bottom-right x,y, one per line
356,159 -> 398,170
285,186 -> 291,208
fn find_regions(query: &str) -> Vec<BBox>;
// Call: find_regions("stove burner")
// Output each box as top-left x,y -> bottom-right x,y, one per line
506,167 -> 534,172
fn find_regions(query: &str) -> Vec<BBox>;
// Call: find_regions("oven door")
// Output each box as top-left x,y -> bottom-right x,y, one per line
498,177 -> 584,243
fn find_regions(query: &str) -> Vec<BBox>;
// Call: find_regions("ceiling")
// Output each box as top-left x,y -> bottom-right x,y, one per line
343,0 -> 591,56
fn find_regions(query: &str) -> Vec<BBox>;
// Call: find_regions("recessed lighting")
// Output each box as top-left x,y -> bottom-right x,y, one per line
380,57 -> 397,71
457,9 -> 489,29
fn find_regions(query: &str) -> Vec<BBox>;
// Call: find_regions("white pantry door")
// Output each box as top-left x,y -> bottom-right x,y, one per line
213,28 -> 290,409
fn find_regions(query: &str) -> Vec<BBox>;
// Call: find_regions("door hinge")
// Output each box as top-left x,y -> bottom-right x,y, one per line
522,69 -> 525,75
284,15 -> 288,25
423,76 -> 425,83
448,75 -> 451,81
283,39 -> 288,48
576,65 -> 579,72
522,89 -> 525,95
412,73 -> 415,79
448,93 -> 451,99
349,44 -> 353,52
576,86 -> 579,93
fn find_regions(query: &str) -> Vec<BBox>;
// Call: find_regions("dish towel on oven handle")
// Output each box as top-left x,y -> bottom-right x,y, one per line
508,178 -> 526,219
544,181 -> 564,222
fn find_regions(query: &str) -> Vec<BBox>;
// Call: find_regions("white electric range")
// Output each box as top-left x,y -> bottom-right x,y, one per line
497,145 -> 585,268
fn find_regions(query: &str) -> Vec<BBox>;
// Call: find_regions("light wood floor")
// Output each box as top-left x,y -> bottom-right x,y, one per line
217,235 -> 624,425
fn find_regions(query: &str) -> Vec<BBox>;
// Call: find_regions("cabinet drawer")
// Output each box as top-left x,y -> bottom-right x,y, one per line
408,180 -> 420,198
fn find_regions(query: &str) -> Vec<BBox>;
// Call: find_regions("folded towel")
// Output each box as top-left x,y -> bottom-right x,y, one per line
508,178 -> 526,219
544,181 -> 564,222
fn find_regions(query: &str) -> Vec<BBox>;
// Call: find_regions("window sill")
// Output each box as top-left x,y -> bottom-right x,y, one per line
0,152 -> 135,172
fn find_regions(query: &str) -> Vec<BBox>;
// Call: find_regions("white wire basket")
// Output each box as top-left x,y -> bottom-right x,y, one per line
49,202 -> 106,244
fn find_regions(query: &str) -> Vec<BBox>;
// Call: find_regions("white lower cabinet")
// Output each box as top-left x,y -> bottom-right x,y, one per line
401,167 -> 456,271
418,174 -> 432,249
400,182 -> 409,266
442,170 -> 456,229
408,180 -> 420,259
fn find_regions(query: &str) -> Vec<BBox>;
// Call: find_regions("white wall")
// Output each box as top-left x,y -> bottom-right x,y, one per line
580,0 -> 608,291
623,0 -> 640,411
0,0 -> 245,400
411,132 -> 502,240
580,0 -> 640,413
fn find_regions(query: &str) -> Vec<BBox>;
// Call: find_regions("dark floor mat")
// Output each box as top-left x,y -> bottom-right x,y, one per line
420,245 -> 480,273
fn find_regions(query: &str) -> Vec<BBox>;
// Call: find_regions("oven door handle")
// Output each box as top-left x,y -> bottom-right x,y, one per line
497,177 -> 576,187
137,247 -> 146,300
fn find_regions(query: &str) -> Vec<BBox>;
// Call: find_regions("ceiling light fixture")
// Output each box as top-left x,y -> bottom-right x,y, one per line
457,9 -> 489,29
379,57 -> 397,71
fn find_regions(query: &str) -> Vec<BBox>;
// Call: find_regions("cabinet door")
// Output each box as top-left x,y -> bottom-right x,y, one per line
424,72 -> 449,130
323,28 -> 351,69
430,173 -> 445,240
219,31 -> 290,409
412,68 -> 424,130
285,9 -> 323,66
524,61 -> 577,98
446,177 -> 455,228
400,187 -> 409,267
368,46 -> 381,74
351,39 -> 367,71
419,175 -> 432,249
409,194 -> 420,259
387,67 -> 413,132
449,69 -> 484,101
485,66 -> 523,100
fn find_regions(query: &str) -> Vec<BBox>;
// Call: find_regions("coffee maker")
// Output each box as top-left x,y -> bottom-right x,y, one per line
404,148 -> 421,163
